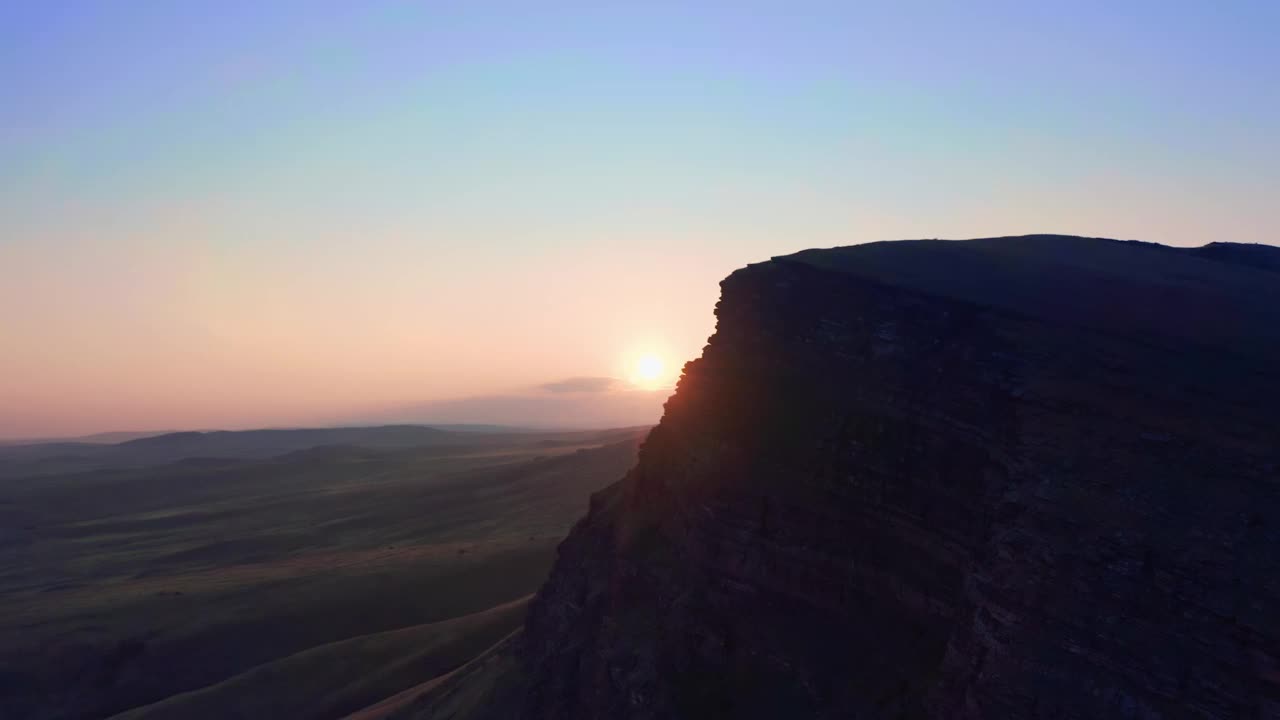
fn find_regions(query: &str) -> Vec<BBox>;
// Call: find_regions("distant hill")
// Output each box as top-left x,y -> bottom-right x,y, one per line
417,424 -> 538,433
0,425 -> 663,478
1190,240 -> 1280,273
0,424 -> 532,478
115,425 -> 450,456
0,430 -> 169,447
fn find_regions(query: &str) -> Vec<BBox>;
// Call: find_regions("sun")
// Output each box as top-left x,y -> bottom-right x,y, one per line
630,353 -> 668,390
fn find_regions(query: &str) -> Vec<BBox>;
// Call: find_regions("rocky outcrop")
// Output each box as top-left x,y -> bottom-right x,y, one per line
517,236 -> 1280,719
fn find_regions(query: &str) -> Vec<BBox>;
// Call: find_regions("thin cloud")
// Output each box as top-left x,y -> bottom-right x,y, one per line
540,376 -> 618,393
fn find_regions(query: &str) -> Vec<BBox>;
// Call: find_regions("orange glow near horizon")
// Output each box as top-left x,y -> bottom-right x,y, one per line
6,3 -> 1277,438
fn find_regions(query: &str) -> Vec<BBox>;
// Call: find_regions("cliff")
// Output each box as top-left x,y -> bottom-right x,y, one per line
454,236 -> 1280,718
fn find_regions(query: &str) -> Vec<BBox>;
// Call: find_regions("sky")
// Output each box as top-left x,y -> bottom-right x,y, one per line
2,1 -> 1277,439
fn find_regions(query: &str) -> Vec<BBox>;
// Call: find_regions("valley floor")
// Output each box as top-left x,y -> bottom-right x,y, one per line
0,426 -> 645,720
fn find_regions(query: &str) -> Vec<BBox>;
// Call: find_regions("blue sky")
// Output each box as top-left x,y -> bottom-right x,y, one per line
1,1 -> 1277,436
5,2 -> 1276,232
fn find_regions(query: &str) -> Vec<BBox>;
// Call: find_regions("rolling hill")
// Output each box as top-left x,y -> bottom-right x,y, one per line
0,425 -> 647,719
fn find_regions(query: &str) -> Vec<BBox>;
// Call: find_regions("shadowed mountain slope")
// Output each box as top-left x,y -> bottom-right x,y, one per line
421,235 -> 1279,719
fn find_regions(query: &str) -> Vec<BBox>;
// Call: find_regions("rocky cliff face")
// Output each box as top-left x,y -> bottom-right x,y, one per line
518,236 -> 1280,719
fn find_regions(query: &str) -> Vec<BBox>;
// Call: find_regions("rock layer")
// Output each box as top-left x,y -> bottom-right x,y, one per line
519,236 -> 1280,719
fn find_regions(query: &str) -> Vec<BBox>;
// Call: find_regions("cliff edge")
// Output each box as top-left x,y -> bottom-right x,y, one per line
439,235 -> 1280,719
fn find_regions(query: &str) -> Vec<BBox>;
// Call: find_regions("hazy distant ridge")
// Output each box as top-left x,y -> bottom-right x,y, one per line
0,424 -> 646,479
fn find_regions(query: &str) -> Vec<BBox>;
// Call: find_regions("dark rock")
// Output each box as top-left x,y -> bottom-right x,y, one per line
513,236 -> 1280,719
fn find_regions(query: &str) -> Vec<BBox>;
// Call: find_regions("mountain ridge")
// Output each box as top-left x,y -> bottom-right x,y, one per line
428,234 -> 1280,719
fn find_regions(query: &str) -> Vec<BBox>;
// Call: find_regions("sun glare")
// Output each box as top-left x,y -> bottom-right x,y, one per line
630,353 -> 668,390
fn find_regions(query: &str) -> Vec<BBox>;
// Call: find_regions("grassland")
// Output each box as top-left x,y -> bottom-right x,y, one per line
113,597 -> 531,720
0,426 -> 645,719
